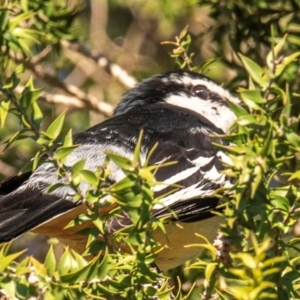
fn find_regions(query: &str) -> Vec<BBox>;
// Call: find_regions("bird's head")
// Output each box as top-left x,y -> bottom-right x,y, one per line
114,70 -> 240,133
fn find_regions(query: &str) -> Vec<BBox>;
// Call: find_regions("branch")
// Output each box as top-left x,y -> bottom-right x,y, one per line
60,40 -> 138,89
30,45 -> 53,64
15,85 -> 114,116
11,52 -> 114,117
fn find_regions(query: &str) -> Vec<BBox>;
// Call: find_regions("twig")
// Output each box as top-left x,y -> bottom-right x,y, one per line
15,85 -> 114,116
3,88 -> 40,138
60,40 -> 138,89
11,53 -> 114,117
30,45 -> 53,65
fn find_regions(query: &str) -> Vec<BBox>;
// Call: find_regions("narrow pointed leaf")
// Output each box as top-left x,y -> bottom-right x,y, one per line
45,110 -> 66,140
133,129 -> 143,164
239,54 -> 268,87
0,99 -> 10,127
44,245 -> 56,276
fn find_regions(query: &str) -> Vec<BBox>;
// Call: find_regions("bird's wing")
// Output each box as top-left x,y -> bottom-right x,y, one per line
0,188 -> 76,242
0,103 -> 229,245
0,172 -> 32,195
149,139 -> 227,222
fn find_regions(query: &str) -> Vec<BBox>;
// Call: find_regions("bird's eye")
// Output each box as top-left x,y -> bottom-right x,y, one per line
192,85 -> 210,100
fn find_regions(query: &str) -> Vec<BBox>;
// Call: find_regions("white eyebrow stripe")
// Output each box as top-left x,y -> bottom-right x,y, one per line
163,73 -> 240,104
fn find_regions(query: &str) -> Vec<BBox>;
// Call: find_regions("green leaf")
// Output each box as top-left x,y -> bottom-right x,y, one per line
12,27 -> 42,45
112,188 -> 143,208
145,142 -> 158,166
239,54 -> 268,88
60,252 -> 109,283
108,175 -> 136,193
241,90 -> 266,104
3,128 -> 31,152
71,249 -> 88,269
57,247 -> 74,274
179,25 -> 189,39
0,249 -> 27,273
15,37 -> 32,55
106,152 -> 134,171
71,159 -> 86,177
9,11 -> 36,28
240,90 -> 265,111
63,129 -> 74,147
54,145 -> 78,161
236,115 -> 256,126
251,165 -> 262,198
44,245 -> 56,276
286,132 -> 300,149
0,99 -> 10,127
272,85 -> 290,118
288,170 -> 300,181
44,110 -> 66,140
133,130 -> 143,164
21,114 -> 32,129
219,133 -> 246,144
282,84 -> 291,118
47,183 -> 68,194
271,195 -> 290,214
0,8 -> 9,31
275,51 -> 300,77
0,278 -> 16,300
19,86 -> 43,109
262,256 -> 286,268
36,132 -> 52,145
227,100 -> 248,117
261,129 -> 273,156
31,101 -> 43,129
266,34 -> 287,70
20,0 -> 29,11
198,58 -> 219,74
79,170 -> 98,187
139,168 -> 155,182
205,262 -> 218,282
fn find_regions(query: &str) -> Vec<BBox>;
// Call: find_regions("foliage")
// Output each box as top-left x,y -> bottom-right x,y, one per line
199,0 -> 300,96
187,37 -> 300,299
0,0 -> 300,300
0,135 -> 172,299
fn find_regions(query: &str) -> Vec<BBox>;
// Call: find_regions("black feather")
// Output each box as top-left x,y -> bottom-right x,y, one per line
0,172 -> 32,195
0,188 -> 76,242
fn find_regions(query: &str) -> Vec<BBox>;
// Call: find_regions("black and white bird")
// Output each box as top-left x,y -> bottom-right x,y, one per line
0,70 -> 239,271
